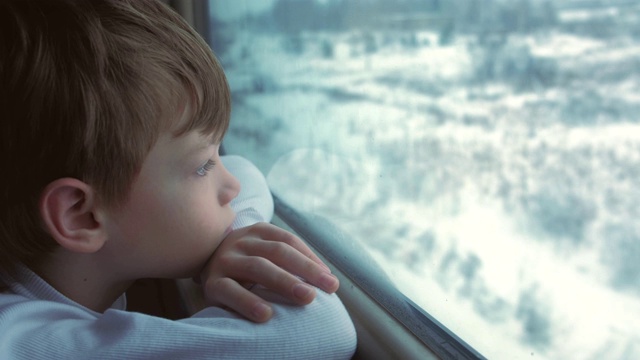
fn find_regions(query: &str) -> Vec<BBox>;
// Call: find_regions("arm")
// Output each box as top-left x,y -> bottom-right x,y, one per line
0,285 -> 356,359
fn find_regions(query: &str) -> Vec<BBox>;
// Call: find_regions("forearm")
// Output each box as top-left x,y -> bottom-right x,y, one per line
188,289 -> 357,359
0,290 -> 356,359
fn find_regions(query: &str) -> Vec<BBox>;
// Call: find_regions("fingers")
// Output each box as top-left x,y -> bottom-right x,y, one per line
244,223 -> 330,271
237,255 -> 318,305
203,277 -> 273,323
241,240 -> 340,296
237,224 -> 340,298
199,222 -> 340,322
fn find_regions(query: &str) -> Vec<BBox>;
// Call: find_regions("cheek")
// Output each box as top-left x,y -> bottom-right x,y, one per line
182,193 -> 226,236
152,187 -> 225,243
114,193 -> 214,257
114,177 -> 227,247
112,182 -> 180,238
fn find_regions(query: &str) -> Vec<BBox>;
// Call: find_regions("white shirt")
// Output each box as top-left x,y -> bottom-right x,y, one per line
0,155 -> 357,359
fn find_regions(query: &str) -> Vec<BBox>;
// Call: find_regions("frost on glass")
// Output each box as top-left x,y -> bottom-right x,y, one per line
211,0 -> 640,359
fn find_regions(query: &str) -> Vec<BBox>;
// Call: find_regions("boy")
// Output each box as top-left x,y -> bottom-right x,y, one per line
0,0 -> 357,358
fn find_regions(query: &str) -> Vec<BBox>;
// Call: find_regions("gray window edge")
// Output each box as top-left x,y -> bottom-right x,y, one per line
273,194 -> 485,360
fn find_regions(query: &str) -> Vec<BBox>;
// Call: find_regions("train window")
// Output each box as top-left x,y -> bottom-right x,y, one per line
209,1 -> 640,359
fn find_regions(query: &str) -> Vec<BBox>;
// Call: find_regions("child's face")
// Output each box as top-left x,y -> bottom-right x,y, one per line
103,130 -> 240,279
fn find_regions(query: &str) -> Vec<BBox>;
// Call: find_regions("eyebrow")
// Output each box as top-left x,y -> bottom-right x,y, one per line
192,134 -> 219,154
203,133 -> 220,148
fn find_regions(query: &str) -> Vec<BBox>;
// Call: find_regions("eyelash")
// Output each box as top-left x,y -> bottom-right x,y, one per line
196,159 -> 216,176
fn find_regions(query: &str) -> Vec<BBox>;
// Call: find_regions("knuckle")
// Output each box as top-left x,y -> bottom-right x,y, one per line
275,271 -> 296,287
302,258 -> 318,272
214,253 -> 239,269
244,256 -> 271,276
220,257 -> 236,269
248,222 -> 270,232
280,231 -> 301,246
265,241 -> 291,259
205,277 -> 234,296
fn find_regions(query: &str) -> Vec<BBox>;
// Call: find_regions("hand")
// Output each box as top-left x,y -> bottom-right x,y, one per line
199,222 -> 340,323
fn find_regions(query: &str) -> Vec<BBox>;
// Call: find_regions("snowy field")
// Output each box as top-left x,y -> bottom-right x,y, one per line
215,2 -> 640,358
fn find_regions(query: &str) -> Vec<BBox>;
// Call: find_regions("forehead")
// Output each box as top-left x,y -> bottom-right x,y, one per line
165,98 -> 227,145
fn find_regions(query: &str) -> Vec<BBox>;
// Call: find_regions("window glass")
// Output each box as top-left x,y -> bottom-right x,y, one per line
210,1 -> 640,359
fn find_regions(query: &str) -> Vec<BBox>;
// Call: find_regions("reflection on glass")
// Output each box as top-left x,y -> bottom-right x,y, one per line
210,1 -> 640,358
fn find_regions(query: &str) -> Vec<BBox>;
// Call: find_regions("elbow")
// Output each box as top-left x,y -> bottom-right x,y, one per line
309,292 -> 358,359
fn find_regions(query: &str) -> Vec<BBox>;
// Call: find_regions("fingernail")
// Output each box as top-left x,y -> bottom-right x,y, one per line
320,273 -> 338,291
252,302 -> 272,320
293,283 -> 314,300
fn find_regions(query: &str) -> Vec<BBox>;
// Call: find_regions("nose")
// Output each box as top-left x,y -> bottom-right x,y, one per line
218,164 -> 240,206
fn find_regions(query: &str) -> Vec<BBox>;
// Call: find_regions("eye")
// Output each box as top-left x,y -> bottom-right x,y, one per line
196,159 -> 216,176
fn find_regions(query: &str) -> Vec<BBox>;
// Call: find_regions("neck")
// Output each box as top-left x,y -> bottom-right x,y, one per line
36,250 -> 133,313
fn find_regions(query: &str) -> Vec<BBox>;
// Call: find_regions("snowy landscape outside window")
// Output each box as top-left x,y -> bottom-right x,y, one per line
209,1 -> 640,359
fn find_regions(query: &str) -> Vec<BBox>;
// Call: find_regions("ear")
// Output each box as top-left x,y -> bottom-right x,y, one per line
39,178 -> 107,253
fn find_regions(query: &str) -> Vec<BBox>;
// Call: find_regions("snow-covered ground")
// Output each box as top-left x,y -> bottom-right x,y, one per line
217,7 -> 640,359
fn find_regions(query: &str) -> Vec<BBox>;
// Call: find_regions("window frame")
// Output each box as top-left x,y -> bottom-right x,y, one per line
272,195 -> 484,360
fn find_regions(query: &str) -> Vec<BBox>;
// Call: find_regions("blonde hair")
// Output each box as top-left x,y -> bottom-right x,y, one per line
0,0 -> 230,272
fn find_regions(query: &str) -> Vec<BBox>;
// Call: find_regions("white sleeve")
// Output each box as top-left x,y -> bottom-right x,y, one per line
222,155 -> 275,229
0,290 -> 356,359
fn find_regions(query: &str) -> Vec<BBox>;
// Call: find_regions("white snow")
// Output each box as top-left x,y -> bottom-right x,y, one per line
219,10 -> 640,359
